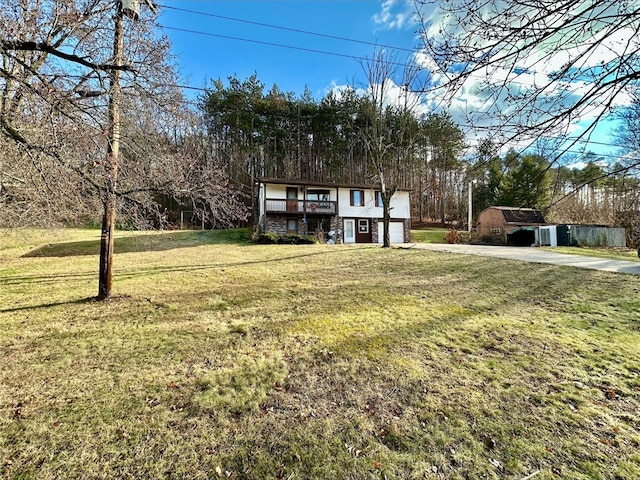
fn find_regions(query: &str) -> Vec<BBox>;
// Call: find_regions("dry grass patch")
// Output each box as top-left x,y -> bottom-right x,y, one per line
1,228 -> 639,479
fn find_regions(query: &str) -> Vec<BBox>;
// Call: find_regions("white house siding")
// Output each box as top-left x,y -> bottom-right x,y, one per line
264,184 -> 338,202
337,189 -> 410,219
389,191 -> 411,219
265,183 -> 289,200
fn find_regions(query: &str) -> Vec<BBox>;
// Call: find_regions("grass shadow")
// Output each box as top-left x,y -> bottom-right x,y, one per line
21,229 -> 252,258
0,296 -> 98,313
116,245 -> 375,280
4,244 -> 375,289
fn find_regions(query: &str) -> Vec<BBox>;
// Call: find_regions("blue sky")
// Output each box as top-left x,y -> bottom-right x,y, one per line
156,1 -> 628,165
157,1 -> 416,98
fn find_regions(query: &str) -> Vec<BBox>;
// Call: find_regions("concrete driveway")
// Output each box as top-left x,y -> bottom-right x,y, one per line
401,243 -> 640,275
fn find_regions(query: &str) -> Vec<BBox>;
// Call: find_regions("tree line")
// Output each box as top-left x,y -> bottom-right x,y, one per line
199,73 -> 467,226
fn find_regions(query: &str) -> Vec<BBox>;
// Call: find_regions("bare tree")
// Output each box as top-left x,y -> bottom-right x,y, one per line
0,0 -> 247,298
616,90 -> 640,157
612,91 -> 640,246
415,0 -> 640,169
359,49 -> 424,247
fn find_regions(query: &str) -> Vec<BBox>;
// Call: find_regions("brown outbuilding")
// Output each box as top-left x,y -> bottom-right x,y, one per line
476,206 -> 547,246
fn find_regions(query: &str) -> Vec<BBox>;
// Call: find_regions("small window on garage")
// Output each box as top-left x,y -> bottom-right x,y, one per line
491,228 -> 501,235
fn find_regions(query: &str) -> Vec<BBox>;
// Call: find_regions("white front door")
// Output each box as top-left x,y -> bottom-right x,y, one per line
344,219 -> 356,243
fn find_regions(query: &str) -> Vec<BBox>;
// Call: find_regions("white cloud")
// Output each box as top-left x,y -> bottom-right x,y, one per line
326,1 -> 637,158
373,0 -> 415,30
414,0 -> 638,153
327,78 -> 429,117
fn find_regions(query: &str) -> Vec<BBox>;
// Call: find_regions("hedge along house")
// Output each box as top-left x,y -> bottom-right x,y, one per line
256,178 -> 411,243
476,206 -> 548,246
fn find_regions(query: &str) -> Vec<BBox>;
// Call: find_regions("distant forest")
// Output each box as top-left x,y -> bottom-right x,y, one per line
199,74 -> 466,224
198,75 -> 639,238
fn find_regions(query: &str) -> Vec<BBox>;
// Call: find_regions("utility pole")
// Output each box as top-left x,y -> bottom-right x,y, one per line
468,181 -> 473,234
97,0 -> 155,299
98,2 -> 124,300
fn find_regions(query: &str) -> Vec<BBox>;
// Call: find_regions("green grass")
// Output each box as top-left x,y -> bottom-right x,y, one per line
1,228 -> 640,479
542,246 -> 639,262
1,227 -> 251,259
410,227 -> 450,243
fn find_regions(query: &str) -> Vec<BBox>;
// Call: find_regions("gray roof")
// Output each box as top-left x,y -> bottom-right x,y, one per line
258,178 -> 413,192
483,206 -> 546,224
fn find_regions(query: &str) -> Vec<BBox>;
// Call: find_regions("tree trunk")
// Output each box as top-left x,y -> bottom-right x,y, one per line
381,185 -> 394,248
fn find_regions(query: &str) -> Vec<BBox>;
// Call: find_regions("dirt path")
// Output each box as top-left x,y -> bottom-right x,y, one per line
401,243 -> 640,275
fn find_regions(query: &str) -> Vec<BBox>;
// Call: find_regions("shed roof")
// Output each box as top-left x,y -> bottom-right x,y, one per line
486,206 -> 547,224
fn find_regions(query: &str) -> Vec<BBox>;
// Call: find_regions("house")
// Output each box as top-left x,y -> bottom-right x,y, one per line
476,206 -> 547,246
257,178 -> 411,244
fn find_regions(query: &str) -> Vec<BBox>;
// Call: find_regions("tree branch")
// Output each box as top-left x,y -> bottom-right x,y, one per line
1,41 -> 134,72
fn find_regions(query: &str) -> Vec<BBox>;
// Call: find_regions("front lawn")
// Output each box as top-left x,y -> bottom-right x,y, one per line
1,228 -> 639,479
411,227 -> 450,243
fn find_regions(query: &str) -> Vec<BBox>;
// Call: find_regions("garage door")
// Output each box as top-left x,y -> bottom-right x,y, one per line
377,221 -> 405,244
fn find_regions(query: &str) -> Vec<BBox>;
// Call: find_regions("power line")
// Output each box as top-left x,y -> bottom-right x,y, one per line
562,137 -> 623,149
156,5 -> 575,91
157,4 -> 417,55
155,1 -> 634,135
157,24 -> 415,70
156,5 -> 626,111
159,15 -> 625,113
548,149 -> 638,162
156,2 -> 627,88
149,18 -> 628,157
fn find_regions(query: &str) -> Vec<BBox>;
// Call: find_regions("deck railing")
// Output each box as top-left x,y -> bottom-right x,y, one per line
265,199 -> 337,215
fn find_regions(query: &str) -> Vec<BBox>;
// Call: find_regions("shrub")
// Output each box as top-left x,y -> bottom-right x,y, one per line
255,233 -> 279,244
255,233 -> 316,244
278,235 -> 316,244
444,228 -> 464,244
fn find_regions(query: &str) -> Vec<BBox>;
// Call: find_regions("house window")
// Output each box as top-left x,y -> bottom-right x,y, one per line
358,219 -> 369,233
287,218 -> 297,234
308,189 -> 331,210
350,189 -> 365,207
307,189 -> 330,201
491,228 -> 501,235
375,190 -> 383,207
